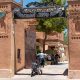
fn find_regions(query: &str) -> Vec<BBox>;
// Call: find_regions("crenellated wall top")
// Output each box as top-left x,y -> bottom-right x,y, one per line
0,0 -> 13,2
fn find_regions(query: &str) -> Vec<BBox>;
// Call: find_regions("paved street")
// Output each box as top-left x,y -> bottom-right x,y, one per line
0,61 -> 69,80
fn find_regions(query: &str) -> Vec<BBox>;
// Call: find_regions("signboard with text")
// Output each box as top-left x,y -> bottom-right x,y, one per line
14,7 -> 66,19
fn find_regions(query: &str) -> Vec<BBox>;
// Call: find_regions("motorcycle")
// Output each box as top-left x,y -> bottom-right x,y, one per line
31,62 -> 42,77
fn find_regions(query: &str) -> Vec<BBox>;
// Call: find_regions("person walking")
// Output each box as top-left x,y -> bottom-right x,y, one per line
51,54 -> 55,65
58,44 -> 65,62
37,52 -> 46,67
54,53 -> 60,65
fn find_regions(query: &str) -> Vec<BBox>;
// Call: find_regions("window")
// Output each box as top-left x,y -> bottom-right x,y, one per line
36,39 -> 40,42
75,21 -> 80,32
17,49 -> 21,63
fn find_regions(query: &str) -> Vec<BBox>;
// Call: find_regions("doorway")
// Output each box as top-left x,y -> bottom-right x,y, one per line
15,27 -> 36,74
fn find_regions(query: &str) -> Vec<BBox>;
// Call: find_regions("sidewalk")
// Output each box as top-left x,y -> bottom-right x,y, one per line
0,61 -> 69,80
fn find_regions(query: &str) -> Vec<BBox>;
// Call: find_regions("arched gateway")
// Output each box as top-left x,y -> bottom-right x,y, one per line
0,0 -> 79,79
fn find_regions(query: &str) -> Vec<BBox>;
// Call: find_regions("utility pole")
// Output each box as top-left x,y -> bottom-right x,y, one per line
21,0 -> 23,7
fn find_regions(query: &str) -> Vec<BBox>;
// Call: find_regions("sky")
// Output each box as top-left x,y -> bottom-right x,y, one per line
15,0 -> 68,7
15,0 -> 39,7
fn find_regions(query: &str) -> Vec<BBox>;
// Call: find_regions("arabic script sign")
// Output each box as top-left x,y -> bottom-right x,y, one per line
14,7 -> 65,19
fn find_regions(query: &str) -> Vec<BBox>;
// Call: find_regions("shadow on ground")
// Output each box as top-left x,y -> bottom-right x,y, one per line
63,69 -> 68,76
16,69 -> 68,76
16,73 -> 68,76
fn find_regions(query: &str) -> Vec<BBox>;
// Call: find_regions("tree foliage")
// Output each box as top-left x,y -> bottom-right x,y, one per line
37,18 -> 67,34
40,0 -> 66,6
41,0 -> 50,3
36,0 -> 67,52
37,0 -> 67,34
56,0 -> 66,6
36,17 -> 67,52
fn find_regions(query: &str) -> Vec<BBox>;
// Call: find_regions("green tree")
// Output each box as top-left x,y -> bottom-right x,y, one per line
55,0 -> 66,6
36,0 -> 67,52
41,0 -> 50,3
40,0 -> 66,6
37,18 -> 67,52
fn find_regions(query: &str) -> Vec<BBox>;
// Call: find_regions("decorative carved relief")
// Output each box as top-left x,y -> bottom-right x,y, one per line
68,8 -> 80,18
68,4 -> 80,40
75,21 -> 80,32
73,16 -> 80,33
72,36 -> 80,40
0,35 -> 8,38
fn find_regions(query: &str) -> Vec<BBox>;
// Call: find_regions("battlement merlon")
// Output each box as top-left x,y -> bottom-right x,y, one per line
68,0 -> 80,3
0,0 -> 21,8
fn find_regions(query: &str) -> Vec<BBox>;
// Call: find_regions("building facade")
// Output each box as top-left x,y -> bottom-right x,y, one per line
36,31 -> 64,52
68,0 -> 80,79
0,0 -> 37,77
0,0 -> 80,79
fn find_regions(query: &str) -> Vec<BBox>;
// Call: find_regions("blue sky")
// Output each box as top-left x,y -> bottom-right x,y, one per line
15,0 -> 68,7
15,0 -> 39,7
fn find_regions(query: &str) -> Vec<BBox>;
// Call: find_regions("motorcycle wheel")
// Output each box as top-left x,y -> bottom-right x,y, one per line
31,71 -> 34,77
39,70 -> 42,75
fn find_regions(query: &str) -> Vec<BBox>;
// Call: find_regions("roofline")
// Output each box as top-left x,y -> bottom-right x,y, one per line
68,1 -> 80,4
13,1 -> 21,7
0,1 -> 21,7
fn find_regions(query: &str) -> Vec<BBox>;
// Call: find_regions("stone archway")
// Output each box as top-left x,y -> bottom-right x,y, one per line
14,0 -> 80,79
0,0 -> 80,79
0,0 -> 67,78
